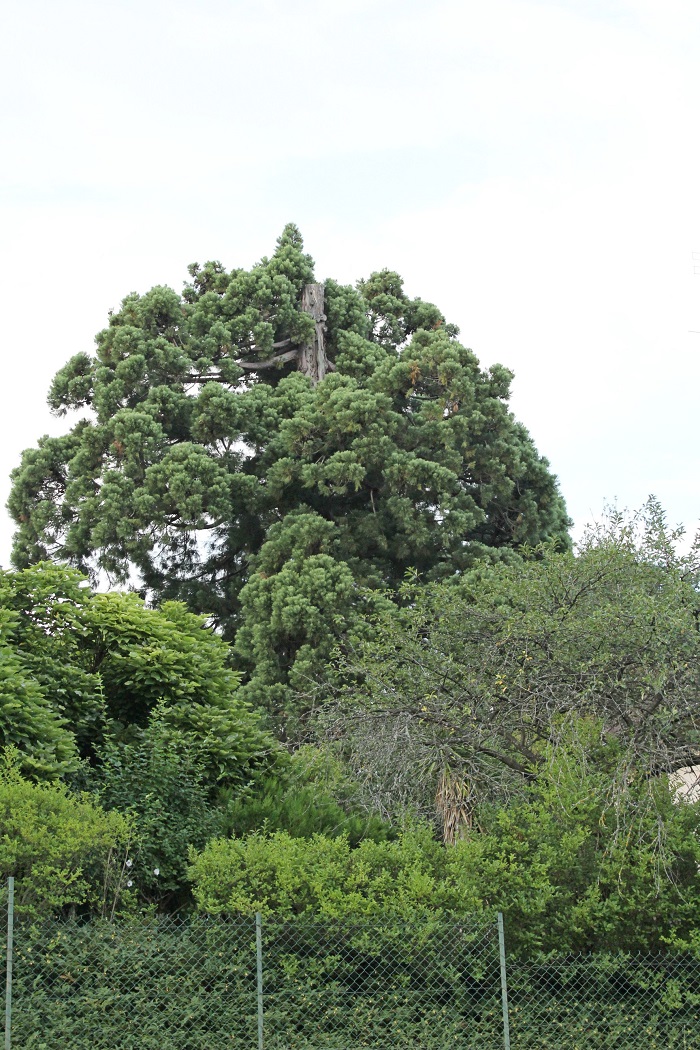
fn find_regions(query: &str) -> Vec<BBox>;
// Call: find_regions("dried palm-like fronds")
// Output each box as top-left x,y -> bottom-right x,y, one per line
436,769 -> 473,845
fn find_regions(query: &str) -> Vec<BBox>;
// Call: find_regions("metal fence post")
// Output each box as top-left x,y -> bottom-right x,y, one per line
255,912 -> 263,1050
5,877 -> 14,1050
497,912 -> 511,1050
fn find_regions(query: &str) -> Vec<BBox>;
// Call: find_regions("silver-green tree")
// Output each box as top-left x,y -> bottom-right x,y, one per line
331,501 -> 700,830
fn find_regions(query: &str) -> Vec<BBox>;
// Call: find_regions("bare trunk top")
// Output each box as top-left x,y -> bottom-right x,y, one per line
234,283 -> 331,385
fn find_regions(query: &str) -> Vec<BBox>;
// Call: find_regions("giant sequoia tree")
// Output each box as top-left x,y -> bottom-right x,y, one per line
9,226 -> 569,712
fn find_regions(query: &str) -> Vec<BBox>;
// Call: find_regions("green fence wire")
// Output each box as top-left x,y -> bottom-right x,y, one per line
508,953 -> 700,1050
2,908 -> 501,1049
3,883 -> 700,1049
9,914 -> 259,1050
258,917 -> 502,1048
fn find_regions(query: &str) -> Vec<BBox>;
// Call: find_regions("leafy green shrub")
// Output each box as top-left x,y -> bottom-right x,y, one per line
0,563 -> 278,788
10,915 -> 501,1050
189,826 -> 451,919
92,714 -> 225,909
0,754 -> 131,919
11,917 -> 259,1050
506,954 -> 700,1049
12,916 -> 700,1050
192,740 -> 700,954
259,916 -> 501,1049
335,500 -> 700,834
223,745 -> 395,845
443,740 -> 700,955
0,629 -> 79,779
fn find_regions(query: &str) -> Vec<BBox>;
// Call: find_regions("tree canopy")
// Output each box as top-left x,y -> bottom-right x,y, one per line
9,226 -> 569,712
332,501 -> 700,833
0,563 -> 274,785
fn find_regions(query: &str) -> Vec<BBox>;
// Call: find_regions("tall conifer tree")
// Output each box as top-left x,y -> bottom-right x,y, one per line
9,226 -> 570,713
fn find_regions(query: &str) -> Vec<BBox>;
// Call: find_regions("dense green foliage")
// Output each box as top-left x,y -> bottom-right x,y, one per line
0,563 -> 285,908
506,955 -> 700,1050
12,918 -> 261,1050
9,913 -> 507,1050
0,567 -> 396,911
190,743 -> 700,955
0,631 -> 79,780
91,715 -> 225,908
333,501 -> 700,826
11,915 -> 700,1049
0,755 -> 131,919
465,740 -> 700,955
4,222 -> 700,979
222,745 -> 394,844
13,913 -> 700,1050
9,226 -> 569,713
0,563 -> 275,785
190,827 -> 445,921
4,511 -> 700,945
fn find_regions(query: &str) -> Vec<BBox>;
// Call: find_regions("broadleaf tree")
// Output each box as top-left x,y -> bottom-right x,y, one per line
330,501 -> 700,835
9,226 -> 570,716
0,563 -> 275,786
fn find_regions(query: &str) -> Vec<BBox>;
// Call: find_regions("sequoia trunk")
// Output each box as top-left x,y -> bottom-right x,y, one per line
298,283 -> 329,385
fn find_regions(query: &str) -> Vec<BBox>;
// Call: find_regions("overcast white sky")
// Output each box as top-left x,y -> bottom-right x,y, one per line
1,0 -> 700,566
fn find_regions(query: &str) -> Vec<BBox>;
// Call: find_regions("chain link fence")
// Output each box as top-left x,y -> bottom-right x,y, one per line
1,883 -> 503,1049
259,916 -> 503,1048
3,876 -> 700,1048
508,953 -> 700,1049
8,913 -> 259,1049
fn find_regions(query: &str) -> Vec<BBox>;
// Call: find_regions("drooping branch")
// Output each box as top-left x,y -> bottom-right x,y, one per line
235,349 -> 300,370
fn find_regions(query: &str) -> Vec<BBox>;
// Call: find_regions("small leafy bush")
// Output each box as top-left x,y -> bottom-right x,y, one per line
0,752 -> 132,919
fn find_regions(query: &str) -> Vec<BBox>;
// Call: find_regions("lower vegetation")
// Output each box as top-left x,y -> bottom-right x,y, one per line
1,501 -> 700,958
